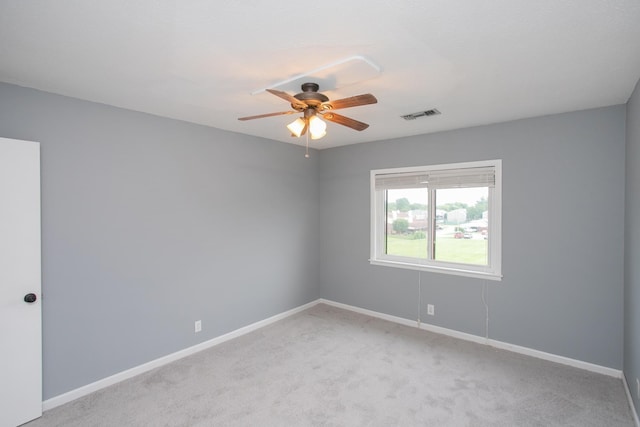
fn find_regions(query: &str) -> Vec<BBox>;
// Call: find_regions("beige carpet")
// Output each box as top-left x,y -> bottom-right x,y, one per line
26,303 -> 635,426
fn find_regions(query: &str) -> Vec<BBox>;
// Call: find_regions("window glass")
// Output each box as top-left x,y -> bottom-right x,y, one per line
385,188 -> 428,259
433,187 -> 488,265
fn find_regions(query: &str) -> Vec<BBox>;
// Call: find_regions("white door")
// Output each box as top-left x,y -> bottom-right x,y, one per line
0,137 -> 42,426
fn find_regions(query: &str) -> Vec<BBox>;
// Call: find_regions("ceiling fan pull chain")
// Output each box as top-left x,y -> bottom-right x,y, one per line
305,129 -> 310,158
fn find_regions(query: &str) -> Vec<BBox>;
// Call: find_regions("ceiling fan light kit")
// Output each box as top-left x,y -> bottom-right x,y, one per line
308,115 -> 327,140
238,82 -> 377,153
287,118 -> 306,137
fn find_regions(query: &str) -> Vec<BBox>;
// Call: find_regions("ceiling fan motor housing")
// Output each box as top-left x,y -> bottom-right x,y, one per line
293,82 -> 328,108
301,82 -> 320,92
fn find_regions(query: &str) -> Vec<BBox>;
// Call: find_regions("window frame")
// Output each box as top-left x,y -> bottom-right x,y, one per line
370,159 -> 502,281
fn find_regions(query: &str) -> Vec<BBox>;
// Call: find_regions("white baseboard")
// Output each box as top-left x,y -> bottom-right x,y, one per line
486,337 -> 621,378
318,298 -> 623,379
43,297 -> 626,413
42,300 -> 318,411
623,373 -> 640,427
318,298 -> 426,329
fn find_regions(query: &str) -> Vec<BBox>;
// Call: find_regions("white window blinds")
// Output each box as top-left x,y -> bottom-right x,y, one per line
374,172 -> 430,190
374,166 -> 495,190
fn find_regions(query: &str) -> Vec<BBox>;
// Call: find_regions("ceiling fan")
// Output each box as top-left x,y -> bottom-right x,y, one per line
238,82 -> 377,141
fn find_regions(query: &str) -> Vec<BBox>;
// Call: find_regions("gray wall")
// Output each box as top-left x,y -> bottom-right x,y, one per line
625,78 -> 640,415
0,80 -> 631,401
0,82 -> 320,400
319,106 -> 626,369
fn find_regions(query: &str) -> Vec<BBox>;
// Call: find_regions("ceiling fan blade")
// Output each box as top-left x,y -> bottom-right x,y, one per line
266,89 -> 308,109
238,111 -> 296,121
322,94 -> 377,111
322,112 -> 369,131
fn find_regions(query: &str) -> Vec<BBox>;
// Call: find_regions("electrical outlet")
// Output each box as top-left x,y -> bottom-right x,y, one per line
194,320 -> 202,333
427,304 -> 435,316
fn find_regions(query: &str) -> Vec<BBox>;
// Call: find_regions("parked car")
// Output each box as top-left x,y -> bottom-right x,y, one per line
463,232 -> 472,239
454,232 -> 463,239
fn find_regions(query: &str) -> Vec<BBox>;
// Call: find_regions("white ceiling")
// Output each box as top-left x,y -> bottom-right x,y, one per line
1,0 -> 640,149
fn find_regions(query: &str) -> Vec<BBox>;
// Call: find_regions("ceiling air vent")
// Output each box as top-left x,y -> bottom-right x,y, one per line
401,109 -> 441,120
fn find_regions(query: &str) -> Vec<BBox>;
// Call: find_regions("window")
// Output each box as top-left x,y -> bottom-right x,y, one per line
370,160 -> 502,280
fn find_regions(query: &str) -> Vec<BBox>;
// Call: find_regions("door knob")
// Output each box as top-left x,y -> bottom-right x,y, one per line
24,293 -> 37,303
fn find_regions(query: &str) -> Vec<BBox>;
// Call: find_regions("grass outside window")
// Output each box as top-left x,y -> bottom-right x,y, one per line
386,235 -> 488,265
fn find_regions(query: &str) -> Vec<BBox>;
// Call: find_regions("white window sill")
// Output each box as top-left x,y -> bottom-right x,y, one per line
369,259 -> 503,281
